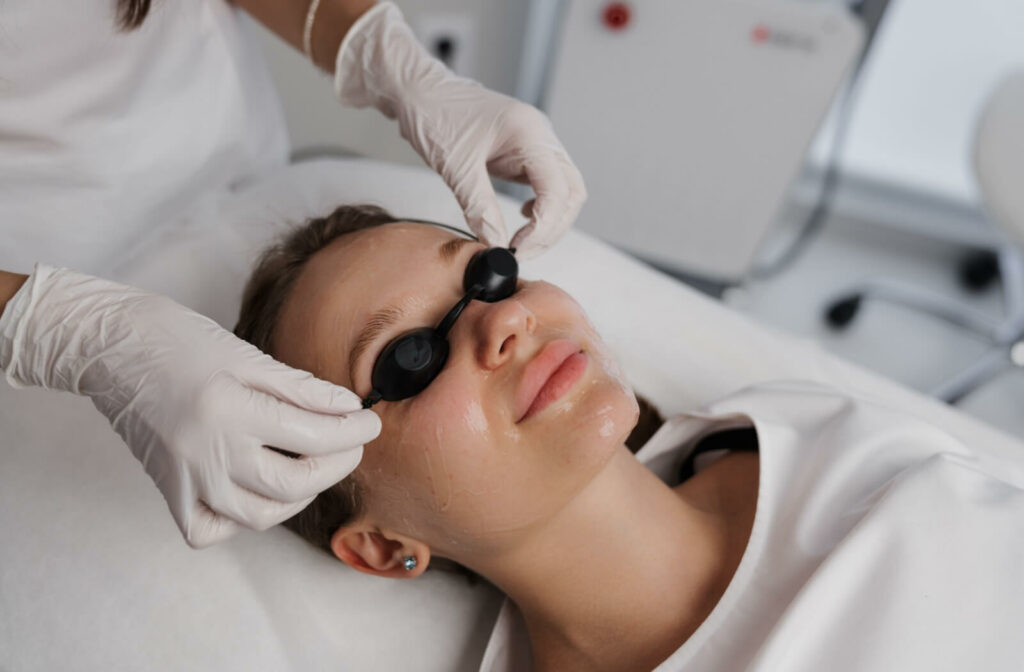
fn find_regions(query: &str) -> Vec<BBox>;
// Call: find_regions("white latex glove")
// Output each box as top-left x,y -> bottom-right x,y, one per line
0,265 -> 380,548
334,1 -> 587,259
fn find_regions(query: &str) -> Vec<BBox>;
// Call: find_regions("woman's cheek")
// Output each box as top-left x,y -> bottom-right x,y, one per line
396,377 -> 536,539
393,377 -> 487,514
356,401 -> 458,535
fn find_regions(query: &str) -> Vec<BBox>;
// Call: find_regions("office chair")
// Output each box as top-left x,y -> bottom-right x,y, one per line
823,70 -> 1024,404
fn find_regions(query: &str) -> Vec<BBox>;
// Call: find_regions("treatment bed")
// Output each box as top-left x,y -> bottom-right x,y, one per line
1,158 -> 1020,671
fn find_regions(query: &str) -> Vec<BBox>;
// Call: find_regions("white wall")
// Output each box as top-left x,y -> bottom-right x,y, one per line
811,0 -> 1024,208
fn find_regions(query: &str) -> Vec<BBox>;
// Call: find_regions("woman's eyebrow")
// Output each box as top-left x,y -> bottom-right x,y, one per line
348,305 -> 405,386
439,236 -> 474,264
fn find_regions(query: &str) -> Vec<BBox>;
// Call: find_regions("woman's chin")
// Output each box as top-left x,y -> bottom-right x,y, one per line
550,380 -> 639,467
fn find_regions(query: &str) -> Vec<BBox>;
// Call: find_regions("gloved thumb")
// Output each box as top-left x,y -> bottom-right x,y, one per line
451,164 -> 509,247
185,502 -> 243,549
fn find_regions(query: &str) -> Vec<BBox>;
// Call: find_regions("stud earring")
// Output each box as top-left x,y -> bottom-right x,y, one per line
403,556 -> 417,572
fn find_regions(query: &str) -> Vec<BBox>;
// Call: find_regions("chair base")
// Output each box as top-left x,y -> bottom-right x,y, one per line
823,244 -> 1024,404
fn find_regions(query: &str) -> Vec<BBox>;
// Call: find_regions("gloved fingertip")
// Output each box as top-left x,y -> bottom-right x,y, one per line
513,218 -> 565,259
258,495 -> 318,531
286,450 -> 363,502
278,496 -> 317,523
185,508 -> 240,549
301,377 -> 364,414
472,214 -> 509,248
358,409 -> 382,440
510,241 -> 545,261
251,357 -> 364,413
327,446 -> 364,481
348,408 -> 382,442
462,190 -> 508,246
328,384 -> 367,412
509,220 -> 537,252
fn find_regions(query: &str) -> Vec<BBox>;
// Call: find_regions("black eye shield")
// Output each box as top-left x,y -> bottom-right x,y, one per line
360,220 -> 518,409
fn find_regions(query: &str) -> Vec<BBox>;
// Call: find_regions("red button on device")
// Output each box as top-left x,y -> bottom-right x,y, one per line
602,2 -> 631,31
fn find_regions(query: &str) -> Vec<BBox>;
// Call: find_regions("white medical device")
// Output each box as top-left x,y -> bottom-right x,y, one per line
544,0 -> 864,282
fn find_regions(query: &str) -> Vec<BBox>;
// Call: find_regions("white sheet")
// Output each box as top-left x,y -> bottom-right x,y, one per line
480,381 -> 1024,671
2,158 -> 1021,671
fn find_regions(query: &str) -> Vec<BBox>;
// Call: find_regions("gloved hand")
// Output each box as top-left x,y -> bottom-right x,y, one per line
334,1 -> 586,259
0,265 -> 380,548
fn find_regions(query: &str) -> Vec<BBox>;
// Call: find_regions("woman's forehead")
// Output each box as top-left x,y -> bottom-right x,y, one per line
337,222 -> 478,271
326,221 -> 458,258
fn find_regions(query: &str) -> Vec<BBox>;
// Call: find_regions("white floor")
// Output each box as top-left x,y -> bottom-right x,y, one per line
719,215 -> 1023,440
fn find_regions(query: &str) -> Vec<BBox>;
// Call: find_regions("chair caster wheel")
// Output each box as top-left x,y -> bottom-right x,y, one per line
825,294 -> 861,329
959,249 -> 999,292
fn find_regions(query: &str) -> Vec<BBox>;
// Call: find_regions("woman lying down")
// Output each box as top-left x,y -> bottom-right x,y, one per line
234,205 -> 1024,672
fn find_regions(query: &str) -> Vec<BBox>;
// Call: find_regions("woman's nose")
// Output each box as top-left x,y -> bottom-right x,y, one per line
469,297 -> 537,371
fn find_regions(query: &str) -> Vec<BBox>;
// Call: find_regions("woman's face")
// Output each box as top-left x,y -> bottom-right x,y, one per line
273,223 -> 639,559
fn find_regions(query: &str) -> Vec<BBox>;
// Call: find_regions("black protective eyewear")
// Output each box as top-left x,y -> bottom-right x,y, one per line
360,243 -> 518,409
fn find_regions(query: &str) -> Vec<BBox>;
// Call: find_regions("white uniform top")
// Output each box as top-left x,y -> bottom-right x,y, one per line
478,381 -> 1024,671
0,0 -> 289,276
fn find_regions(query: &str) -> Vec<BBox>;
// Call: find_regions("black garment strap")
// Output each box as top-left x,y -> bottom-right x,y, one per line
677,426 -> 759,483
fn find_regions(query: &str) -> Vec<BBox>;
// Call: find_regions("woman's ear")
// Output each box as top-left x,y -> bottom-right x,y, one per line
330,521 -> 431,579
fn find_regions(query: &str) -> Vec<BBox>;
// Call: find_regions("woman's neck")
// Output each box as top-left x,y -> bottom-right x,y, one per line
467,446 -> 739,672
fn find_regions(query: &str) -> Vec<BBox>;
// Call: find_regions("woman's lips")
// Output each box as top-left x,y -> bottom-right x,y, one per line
515,339 -> 589,423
